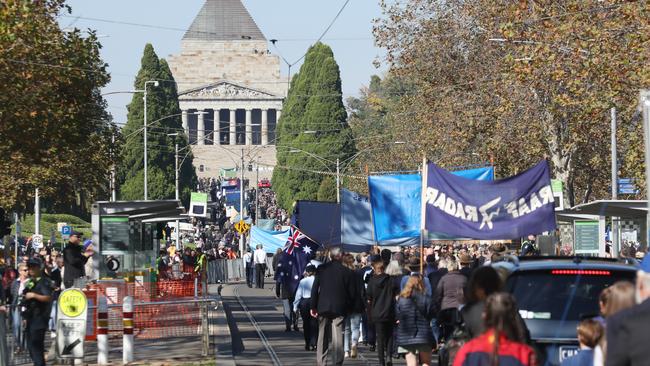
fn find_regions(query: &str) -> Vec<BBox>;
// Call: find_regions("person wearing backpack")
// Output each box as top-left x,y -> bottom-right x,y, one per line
395,274 -> 436,366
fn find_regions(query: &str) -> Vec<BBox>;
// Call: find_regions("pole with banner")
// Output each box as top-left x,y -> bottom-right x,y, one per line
420,155 -> 427,274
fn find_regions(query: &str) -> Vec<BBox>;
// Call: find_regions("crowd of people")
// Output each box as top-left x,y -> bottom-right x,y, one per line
266,241 -> 649,366
0,230 -> 94,365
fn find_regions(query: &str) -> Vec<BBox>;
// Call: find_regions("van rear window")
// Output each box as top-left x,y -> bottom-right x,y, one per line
506,269 -> 635,321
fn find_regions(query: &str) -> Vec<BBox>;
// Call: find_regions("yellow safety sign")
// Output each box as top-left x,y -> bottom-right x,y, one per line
235,220 -> 250,234
58,289 -> 88,318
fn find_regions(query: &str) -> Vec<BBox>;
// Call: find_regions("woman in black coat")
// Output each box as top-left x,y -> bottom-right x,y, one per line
395,274 -> 435,366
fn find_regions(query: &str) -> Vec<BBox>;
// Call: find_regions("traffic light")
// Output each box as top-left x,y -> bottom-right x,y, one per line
0,208 -> 11,236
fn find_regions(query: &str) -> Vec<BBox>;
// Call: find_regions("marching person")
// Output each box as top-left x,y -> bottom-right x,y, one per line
395,274 -> 436,366
366,258 -> 397,366
23,257 -> 53,366
294,264 -> 318,351
243,248 -> 253,288
453,293 -> 536,366
62,230 -> 91,288
310,247 -> 355,366
254,244 -> 267,289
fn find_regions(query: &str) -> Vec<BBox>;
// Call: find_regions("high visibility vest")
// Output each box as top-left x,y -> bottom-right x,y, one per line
194,254 -> 206,272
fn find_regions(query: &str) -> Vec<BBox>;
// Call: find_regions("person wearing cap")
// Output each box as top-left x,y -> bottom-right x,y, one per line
23,257 -> 52,366
606,255 -> 650,366
294,264 -> 318,350
62,230 -> 91,288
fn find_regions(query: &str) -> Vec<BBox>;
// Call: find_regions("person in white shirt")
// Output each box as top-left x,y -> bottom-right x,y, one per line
243,249 -> 253,288
293,265 -> 318,351
253,244 -> 267,288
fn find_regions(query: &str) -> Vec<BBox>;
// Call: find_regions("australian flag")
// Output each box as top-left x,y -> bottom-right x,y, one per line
275,225 -> 320,295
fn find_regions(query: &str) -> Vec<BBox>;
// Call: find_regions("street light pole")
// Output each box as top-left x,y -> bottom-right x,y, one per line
143,80 -> 159,200
240,148 -> 245,255
336,158 -> 340,204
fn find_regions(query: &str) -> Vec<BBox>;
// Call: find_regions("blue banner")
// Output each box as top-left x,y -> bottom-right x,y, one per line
249,226 -> 289,253
369,166 -> 494,242
424,160 -> 556,239
341,189 -> 419,247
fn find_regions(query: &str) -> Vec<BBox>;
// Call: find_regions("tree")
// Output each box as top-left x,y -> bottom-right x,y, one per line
117,44 -> 197,202
371,0 -> 649,205
317,176 -> 337,202
272,43 -> 356,209
0,0 -> 115,214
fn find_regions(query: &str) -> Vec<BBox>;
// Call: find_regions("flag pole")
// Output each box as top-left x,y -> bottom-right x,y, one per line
420,155 -> 427,274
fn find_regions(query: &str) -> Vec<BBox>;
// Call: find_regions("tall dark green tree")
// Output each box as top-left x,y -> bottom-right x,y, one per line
117,44 -> 196,202
272,42 -> 355,209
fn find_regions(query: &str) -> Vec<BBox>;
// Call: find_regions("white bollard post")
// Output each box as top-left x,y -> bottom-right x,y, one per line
122,296 -> 134,364
97,295 -> 109,365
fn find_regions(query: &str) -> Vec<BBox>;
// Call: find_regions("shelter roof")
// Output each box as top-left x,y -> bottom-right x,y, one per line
560,200 -> 648,219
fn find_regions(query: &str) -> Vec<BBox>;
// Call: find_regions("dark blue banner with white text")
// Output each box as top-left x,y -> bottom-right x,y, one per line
424,161 -> 556,239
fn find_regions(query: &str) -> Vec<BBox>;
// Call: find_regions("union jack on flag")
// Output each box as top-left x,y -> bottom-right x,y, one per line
276,226 -> 320,294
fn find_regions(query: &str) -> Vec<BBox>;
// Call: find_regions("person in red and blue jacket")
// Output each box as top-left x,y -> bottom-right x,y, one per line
454,292 -> 537,366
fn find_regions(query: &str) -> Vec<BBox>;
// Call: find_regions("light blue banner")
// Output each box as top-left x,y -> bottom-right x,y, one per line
249,226 -> 289,254
342,189 -> 419,246
369,166 -> 494,242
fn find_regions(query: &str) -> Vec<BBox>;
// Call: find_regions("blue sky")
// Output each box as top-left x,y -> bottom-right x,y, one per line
61,0 -> 385,124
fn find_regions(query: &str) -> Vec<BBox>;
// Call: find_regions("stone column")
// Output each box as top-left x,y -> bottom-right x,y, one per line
197,111 -> 205,145
181,110 -> 188,136
261,109 -> 268,146
214,109 -> 221,145
245,108 -> 252,145
229,109 -> 236,145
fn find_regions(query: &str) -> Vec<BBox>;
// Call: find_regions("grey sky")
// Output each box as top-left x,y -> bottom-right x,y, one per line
61,0 -> 385,125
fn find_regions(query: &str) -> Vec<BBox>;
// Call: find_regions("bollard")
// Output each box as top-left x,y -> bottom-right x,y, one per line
122,296 -> 134,364
97,296 -> 109,365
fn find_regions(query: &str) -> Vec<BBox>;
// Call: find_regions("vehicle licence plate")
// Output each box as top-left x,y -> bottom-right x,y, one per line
559,346 -> 579,362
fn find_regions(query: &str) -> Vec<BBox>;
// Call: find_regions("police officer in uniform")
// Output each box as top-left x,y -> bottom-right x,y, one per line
22,257 -> 53,366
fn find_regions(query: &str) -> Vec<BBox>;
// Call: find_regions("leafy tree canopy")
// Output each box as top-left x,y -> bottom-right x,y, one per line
0,0 -> 115,213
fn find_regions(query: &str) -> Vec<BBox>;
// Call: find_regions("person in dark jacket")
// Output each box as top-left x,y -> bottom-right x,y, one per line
310,247 -> 355,366
366,260 -> 397,366
62,231 -> 91,288
395,274 -> 435,366
606,266 -> 650,366
276,253 -> 298,332
461,266 -> 503,338
435,259 -> 467,342
454,293 -> 535,366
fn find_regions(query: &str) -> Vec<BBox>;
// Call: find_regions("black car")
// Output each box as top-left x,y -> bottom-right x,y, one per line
492,256 -> 637,366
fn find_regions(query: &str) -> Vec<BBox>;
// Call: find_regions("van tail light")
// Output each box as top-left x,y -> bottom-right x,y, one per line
551,270 -> 611,276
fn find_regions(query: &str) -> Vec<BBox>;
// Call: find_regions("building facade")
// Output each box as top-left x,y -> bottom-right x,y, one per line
168,0 -> 287,179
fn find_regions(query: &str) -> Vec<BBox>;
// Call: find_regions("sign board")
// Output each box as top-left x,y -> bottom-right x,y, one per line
618,178 -> 639,195
61,225 -> 72,240
235,220 -> 250,234
551,179 -> 564,211
32,234 -> 43,249
57,289 -> 88,359
574,220 -> 599,254
100,216 -> 129,253
189,192 -> 208,217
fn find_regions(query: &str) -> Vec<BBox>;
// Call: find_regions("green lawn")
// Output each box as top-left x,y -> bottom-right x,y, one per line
12,213 -> 92,243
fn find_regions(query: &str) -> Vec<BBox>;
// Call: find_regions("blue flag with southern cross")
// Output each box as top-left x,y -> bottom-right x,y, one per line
274,226 -> 320,295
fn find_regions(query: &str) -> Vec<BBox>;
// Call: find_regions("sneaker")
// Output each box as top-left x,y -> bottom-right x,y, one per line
350,344 -> 358,358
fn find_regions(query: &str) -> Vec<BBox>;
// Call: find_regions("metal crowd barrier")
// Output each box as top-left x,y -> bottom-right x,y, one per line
207,257 -> 275,284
